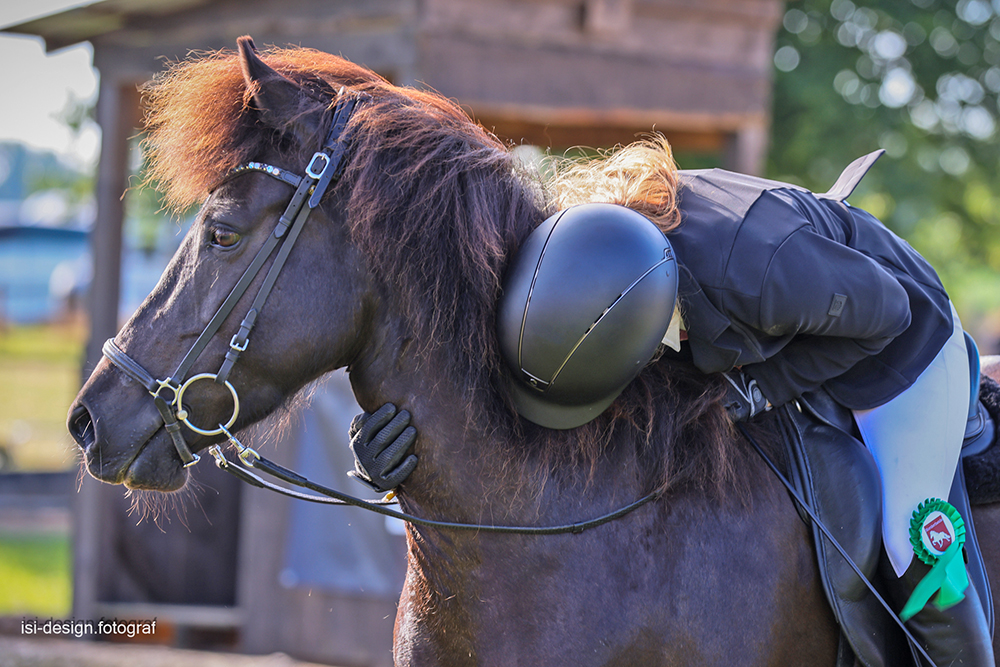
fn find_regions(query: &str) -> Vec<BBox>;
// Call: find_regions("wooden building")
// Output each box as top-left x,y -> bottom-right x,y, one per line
5,1 -> 784,665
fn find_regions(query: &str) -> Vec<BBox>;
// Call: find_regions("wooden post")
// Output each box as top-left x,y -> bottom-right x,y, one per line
725,121 -> 770,176
80,80 -> 141,378
73,75 -> 141,622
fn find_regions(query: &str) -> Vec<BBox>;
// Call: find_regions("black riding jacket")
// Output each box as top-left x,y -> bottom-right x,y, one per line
667,151 -> 953,410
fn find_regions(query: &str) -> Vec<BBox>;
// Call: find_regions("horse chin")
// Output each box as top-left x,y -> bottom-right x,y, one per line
82,431 -> 189,492
121,436 -> 189,492
71,394 -> 190,491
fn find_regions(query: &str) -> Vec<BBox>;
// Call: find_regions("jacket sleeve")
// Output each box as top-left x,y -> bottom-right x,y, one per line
743,225 -> 912,406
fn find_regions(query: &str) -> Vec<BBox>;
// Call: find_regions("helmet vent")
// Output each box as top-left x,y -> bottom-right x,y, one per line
519,369 -> 551,392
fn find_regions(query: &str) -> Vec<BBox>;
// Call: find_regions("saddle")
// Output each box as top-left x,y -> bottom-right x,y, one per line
779,332 -> 998,667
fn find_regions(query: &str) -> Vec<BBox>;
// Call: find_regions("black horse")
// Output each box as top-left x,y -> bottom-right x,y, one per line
68,37 -> 1000,666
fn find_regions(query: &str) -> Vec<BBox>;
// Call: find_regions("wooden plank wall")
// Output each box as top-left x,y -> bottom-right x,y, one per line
68,0 -> 780,164
236,429 -> 399,667
416,0 -> 782,166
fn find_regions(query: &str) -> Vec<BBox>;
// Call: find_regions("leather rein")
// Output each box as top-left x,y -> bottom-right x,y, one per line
100,90 -> 662,535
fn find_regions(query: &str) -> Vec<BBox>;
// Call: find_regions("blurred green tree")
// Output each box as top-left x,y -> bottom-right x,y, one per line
769,0 -> 1000,330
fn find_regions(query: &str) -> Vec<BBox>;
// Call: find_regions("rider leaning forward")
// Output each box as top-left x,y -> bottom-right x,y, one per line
349,137 -> 993,667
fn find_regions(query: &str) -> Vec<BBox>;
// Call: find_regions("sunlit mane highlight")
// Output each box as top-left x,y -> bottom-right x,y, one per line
547,134 -> 683,235
141,44 -> 383,209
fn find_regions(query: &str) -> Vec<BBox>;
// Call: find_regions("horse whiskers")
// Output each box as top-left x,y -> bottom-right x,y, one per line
240,382 -> 316,455
124,481 -> 203,531
74,453 -> 90,493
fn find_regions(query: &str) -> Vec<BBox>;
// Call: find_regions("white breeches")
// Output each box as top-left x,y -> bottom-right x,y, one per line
852,305 -> 969,577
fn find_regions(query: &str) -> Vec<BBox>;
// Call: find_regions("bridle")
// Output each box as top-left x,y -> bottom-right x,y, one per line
97,88 -> 662,535
104,90 -> 363,467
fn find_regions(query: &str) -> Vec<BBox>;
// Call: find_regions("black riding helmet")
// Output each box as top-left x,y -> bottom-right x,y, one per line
497,203 -> 679,429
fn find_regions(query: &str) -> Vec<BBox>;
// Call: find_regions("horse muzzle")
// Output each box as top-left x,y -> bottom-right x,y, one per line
68,372 -> 192,492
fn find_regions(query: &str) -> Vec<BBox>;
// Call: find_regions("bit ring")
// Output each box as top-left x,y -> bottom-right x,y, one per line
174,373 -> 240,436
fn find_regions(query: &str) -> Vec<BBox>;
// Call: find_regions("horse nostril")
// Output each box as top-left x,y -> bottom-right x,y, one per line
69,405 -> 96,451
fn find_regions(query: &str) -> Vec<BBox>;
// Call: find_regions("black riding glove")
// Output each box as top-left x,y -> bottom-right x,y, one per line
348,403 -> 418,493
722,370 -> 771,422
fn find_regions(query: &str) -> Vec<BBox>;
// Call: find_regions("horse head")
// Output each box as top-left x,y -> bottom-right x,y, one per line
67,37 -> 542,494
67,34 -> 737,524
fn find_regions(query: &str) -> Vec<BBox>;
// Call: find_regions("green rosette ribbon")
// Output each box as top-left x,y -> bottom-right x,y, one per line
900,498 -> 968,622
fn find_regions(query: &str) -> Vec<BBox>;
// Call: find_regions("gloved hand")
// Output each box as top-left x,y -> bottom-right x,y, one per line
722,370 -> 770,422
348,403 -> 418,492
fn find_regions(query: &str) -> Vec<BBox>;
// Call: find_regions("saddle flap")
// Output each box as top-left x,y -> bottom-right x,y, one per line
780,403 -> 882,599
778,402 -> 909,667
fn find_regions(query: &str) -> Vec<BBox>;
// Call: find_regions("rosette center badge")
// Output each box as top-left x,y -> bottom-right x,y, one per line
920,509 -> 957,557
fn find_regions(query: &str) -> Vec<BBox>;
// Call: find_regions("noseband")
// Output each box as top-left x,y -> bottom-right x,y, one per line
103,90 -> 363,467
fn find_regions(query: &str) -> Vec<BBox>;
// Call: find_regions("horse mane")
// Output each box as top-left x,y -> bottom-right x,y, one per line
140,44 -> 750,500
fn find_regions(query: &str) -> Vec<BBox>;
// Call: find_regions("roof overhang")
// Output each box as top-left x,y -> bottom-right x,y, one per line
2,0 -> 211,51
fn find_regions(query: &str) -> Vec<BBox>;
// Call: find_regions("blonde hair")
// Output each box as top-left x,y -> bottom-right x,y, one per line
547,134 -> 682,233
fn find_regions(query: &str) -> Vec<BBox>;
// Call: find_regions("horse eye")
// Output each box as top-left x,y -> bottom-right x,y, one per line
210,228 -> 241,248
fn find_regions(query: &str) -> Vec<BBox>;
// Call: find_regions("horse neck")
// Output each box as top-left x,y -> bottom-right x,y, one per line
360,368 -> 653,540
346,319 -> 497,499
348,316 -> 628,526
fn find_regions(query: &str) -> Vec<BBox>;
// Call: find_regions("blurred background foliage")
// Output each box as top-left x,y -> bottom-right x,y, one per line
769,0 -> 1000,339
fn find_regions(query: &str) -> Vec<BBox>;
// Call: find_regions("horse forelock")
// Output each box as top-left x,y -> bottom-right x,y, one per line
140,43 -> 753,500
140,44 -> 384,210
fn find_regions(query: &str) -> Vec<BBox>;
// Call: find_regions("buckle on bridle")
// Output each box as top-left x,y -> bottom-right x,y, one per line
218,423 -> 259,466
229,333 -> 249,353
151,377 -> 180,404
208,444 -> 228,467
305,152 -> 330,179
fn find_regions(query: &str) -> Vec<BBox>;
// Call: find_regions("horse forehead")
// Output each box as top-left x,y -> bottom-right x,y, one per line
200,191 -> 241,218
203,173 -> 292,220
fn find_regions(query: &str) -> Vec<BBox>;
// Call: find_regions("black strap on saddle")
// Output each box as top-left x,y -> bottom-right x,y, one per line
767,397 -> 914,667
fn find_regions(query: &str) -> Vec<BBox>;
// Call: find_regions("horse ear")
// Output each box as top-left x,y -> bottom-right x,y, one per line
237,35 -> 323,146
